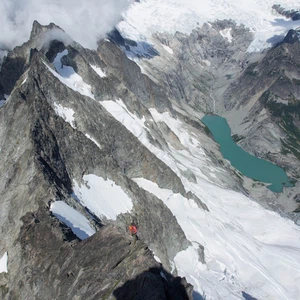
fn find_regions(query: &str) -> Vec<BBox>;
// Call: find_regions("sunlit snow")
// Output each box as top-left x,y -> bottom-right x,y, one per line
120,0 -> 300,52
50,201 -> 95,240
102,99 -> 300,299
161,44 -> 174,54
53,102 -> 76,128
85,133 -> 101,148
154,255 -> 162,263
73,174 -> 133,220
21,77 -> 27,85
220,28 -> 233,43
44,50 -> 95,99
100,100 -> 209,181
100,99 -> 148,139
0,251 -> 8,273
133,177 -> 300,300
90,64 -> 106,78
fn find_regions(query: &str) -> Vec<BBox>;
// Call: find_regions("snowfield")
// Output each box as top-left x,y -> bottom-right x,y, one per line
44,50 -> 95,99
102,99 -> 300,299
53,102 -> 76,128
50,201 -> 95,240
133,178 -> 300,299
0,251 -> 8,273
119,0 -> 300,52
90,64 -> 106,78
73,174 -> 133,220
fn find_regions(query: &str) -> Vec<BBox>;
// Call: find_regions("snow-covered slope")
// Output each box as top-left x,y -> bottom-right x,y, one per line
50,201 -> 95,240
120,0 -> 300,51
0,252 -> 8,273
102,100 -> 300,300
73,174 -> 133,221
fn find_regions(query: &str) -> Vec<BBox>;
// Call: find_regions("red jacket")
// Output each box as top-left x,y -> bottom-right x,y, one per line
129,225 -> 137,234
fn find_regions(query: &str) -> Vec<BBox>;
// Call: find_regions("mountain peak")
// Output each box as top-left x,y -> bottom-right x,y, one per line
282,27 -> 300,44
30,20 -> 63,40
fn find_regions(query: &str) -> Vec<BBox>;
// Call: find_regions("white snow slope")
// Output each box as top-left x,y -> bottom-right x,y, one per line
120,0 -> 300,52
101,100 -> 300,300
45,50 -> 95,99
0,251 -> 8,273
73,174 -> 133,221
53,102 -> 76,128
50,201 -> 95,240
90,64 -> 106,78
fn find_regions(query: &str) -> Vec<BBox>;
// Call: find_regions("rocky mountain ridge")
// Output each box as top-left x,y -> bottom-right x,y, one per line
0,21 -> 199,299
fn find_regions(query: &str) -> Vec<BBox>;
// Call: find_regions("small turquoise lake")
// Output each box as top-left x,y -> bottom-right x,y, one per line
202,115 -> 294,193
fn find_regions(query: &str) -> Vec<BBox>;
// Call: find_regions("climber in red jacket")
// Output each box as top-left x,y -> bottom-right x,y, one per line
129,223 -> 138,240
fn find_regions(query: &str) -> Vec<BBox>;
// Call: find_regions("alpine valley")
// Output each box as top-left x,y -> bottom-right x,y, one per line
1,1 -> 300,299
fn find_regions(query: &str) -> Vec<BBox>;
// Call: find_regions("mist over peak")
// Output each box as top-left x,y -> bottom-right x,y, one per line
0,0 -> 133,50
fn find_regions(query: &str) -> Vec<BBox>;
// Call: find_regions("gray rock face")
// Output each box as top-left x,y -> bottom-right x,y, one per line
134,20 -> 254,115
282,28 -> 300,44
272,5 -> 300,21
8,206 -> 192,300
0,21 -> 196,299
0,21 -> 67,95
97,40 -> 173,113
223,30 -> 300,179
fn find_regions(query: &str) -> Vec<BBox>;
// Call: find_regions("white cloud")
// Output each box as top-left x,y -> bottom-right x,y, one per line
0,0 -> 133,50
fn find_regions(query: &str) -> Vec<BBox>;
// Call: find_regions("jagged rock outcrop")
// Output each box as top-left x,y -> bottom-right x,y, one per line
282,27 -> 300,44
4,205 -> 191,299
0,21 -> 198,299
2,14 -> 300,299
272,4 -> 300,21
0,22 -> 69,96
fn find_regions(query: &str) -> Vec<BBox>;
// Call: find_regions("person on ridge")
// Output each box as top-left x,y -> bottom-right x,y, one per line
129,223 -> 138,240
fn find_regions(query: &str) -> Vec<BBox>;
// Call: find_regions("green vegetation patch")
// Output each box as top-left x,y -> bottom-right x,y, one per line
265,98 -> 300,162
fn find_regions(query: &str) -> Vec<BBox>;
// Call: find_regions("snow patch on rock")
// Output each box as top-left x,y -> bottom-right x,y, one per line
53,102 -> 76,128
85,133 -> 101,149
21,77 -> 27,85
0,251 -> 8,273
50,201 -> 95,240
161,44 -> 174,54
44,50 -> 95,99
90,64 -> 106,78
101,99 -> 148,139
220,28 -> 233,43
73,174 -> 133,220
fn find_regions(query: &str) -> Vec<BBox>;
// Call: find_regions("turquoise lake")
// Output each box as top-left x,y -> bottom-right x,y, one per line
202,115 -> 294,193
